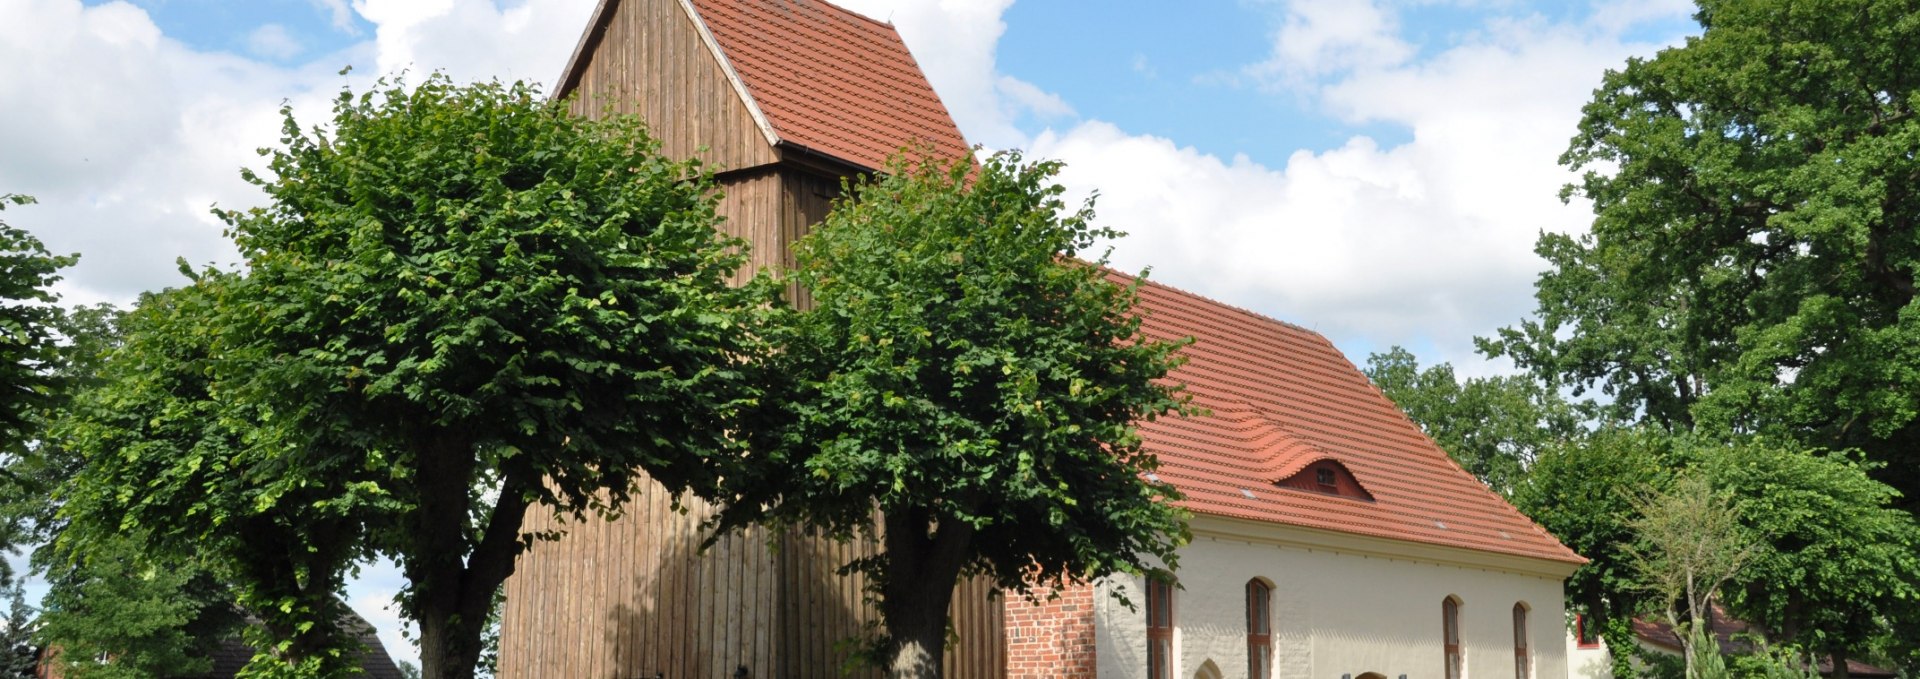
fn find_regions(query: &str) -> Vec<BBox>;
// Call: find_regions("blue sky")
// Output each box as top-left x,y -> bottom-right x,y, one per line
16,0 -> 1702,669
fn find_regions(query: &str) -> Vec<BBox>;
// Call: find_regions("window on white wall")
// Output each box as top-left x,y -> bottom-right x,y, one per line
1147,577 -> 1174,679
1443,596 -> 1463,679
1513,602 -> 1530,679
1247,580 -> 1272,679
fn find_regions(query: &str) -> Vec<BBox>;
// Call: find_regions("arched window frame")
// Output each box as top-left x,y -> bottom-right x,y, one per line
1246,579 -> 1273,679
1513,602 -> 1531,679
1443,596 -> 1463,679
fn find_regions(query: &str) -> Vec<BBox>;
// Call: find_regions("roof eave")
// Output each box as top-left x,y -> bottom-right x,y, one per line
552,0 -> 617,100
1189,508 -> 1587,580
677,0 -> 781,147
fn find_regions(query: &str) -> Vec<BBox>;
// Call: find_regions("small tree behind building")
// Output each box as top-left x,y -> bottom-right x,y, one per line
1624,473 -> 1758,679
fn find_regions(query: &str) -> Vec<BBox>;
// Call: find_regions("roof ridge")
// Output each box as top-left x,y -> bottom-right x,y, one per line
1110,267 -> 1324,340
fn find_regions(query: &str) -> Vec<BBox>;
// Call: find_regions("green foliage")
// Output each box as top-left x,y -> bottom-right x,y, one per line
1363,347 -> 1585,494
1512,427 -> 1673,634
1484,0 -> 1920,504
36,535 -> 242,679
1687,624 -> 1733,679
0,578 -> 38,679
60,74 -> 774,679
1478,2 -> 1920,669
1623,473 -> 1757,678
722,150 -> 1190,676
1729,637 -> 1822,679
1690,440 -> 1920,668
0,193 -> 76,462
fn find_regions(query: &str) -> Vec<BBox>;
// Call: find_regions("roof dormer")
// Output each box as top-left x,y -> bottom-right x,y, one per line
1275,457 -> 1374,502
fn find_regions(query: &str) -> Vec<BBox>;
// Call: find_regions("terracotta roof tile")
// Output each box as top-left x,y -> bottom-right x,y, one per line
1121,272 -> 1585,565
689,0 -> 972,171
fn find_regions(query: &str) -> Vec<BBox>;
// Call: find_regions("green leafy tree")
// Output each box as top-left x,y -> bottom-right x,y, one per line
1362,347 -> 1585,494
35,534 -> 242,679
1484,0 -> 1920,504
0,194 -> 75,462
1511,427 -> 1673,678
719,151 -> 1191,679
0,578 -> 38,679
61,76 -> 775,679
1691,441 -> 1920,677
1623,473 -> 1758,679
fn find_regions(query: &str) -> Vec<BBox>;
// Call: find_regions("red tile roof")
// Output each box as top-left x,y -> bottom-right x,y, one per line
1122,273 -> 1585,565
560,0 -> 970,172
689,0 -> 972,171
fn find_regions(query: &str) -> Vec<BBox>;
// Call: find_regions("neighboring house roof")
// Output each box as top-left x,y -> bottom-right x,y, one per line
558,0 -> 972,172
1633,604 -> 1895,678
194,610 -> 403,679
1123,273 -> 1586,565
37,610 -> 403,679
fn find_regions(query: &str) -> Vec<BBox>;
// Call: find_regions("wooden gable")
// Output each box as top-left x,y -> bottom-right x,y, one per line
556,0 -> 779,172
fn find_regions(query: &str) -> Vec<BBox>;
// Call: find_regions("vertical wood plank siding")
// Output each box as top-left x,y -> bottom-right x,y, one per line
563,0 -> 777,173
501,480 -> 780,678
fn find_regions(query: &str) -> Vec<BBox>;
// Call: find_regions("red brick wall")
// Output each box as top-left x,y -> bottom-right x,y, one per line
1003,582 -> 1097,679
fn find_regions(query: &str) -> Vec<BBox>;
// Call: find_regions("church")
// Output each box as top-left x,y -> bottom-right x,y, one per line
498,1 -> 1586,677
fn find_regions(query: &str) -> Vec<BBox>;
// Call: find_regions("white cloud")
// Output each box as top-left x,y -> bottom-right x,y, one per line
0,0 -> 348,305
1245,0 -> 1415,88
352,0 -> 600,90
247,23 -> 304,60
1589,0 -> 1696,33
995,74 -> 1074,120
1024,9 -> 1688,372
0,0 -> 595,306
309,0 -> 360,34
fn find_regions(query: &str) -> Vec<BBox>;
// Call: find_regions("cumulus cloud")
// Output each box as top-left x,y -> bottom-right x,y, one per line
353,0 -> 593,88
0,1 -> 346,305
1033,17 -> 1685,371
1244,0 -> 1415,88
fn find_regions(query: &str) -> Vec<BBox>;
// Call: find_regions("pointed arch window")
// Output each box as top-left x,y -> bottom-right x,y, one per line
1247,580 -> 1272,679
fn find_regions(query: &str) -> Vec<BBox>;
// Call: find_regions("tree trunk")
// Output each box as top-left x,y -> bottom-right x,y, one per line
408,438 -> 533,679
1830,647 -> 1851,679
878,509 -> 975,679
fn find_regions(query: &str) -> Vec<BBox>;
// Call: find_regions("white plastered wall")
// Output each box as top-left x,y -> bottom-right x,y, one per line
1096,515 -> 1573,679
1565,627 -> 1612,679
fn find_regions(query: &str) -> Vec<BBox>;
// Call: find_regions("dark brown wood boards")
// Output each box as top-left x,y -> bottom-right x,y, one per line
500,1 -> 1005,676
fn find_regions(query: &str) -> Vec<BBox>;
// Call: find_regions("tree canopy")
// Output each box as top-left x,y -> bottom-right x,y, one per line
0,194 -> 75,460
58,76 -> 776,679
1692,441 -> 1920,675
1483,0 -> 1920,505
719,150 -> 1191,679
1363,347 -> 1585,494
